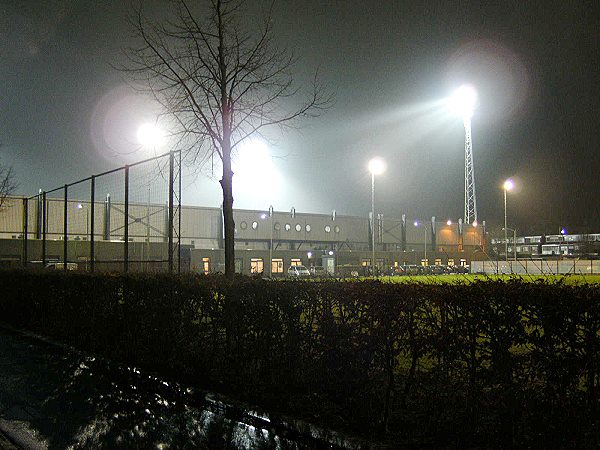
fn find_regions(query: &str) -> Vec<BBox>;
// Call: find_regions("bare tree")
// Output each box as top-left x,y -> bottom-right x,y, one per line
0,149 -> 17,209
121,0 -> 330,278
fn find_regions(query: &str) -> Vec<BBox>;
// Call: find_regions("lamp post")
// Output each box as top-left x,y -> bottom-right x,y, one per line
503,179 -> 514,261
414,220 -> 428,264
503,226 -> 517,261
559,227 -> 567,258
269,205 -> 273,277
368,157 -> 385,277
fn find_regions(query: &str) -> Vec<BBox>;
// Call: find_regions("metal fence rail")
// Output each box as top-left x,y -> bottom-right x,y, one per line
22,151 -> 182,273
471,259 -> 600,275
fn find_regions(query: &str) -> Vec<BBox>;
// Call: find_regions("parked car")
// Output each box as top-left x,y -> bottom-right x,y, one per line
288,265 -> 311,278
309,266 -> 328,277
452,265 -> 470,274
46,262 -> 78,271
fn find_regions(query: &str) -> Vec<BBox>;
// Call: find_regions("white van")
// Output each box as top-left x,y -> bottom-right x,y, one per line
288,265 -> 310,278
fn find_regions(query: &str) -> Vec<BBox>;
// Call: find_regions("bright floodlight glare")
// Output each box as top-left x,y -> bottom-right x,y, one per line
260,213 -> 267,220
307,251 -> 313,258
472,221 -> 478,227
447,219 -> 452,226
368,157 -> 386,175
414,220 -> 419,227
449,85 -> 477,119
328,250 -> 334,256
560,228 -> 567,235
503,179 -> 514,191
137,123 -> 164,148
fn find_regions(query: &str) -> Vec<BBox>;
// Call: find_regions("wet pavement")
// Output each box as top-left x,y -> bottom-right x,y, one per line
0,325 -> 365,449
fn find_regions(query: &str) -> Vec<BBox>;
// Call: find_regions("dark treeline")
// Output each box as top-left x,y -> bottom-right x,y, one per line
1,271 -> 599,447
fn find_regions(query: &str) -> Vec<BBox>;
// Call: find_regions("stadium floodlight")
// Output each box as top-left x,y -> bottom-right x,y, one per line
137,123 -> 164,148
503,179 -> 515,261
449,85 -> 478,120
368,157 -> 386,276
368,157 -> 386,176
449,85 -> 478,225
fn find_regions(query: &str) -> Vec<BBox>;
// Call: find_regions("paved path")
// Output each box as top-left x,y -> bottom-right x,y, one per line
0,326 -> 366,449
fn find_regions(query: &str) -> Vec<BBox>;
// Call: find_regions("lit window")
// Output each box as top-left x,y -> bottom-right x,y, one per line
460,258 -> 467,267
421,259 -> 429,266
306,224 -> 311,232
251,258 -> 264,273
252,221 -> 258,230
295,224 -> 301,232
202,257 -> 210,275
325,225 -> 331,233
272,258 -> 284,273
448,258 -> 455,266
290,258 -> 302,266
435,258 -> 442,266
240,221 -> 247,230
362,259 -> 371,267
285,223 -> 291,231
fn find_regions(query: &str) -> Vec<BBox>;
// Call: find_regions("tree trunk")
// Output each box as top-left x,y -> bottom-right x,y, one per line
220,138 -> 235,279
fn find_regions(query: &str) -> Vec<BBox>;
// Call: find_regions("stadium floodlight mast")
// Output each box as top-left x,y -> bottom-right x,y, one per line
368,157 -> 386,276
449,85 -> 478,225
503,179 -> 514,261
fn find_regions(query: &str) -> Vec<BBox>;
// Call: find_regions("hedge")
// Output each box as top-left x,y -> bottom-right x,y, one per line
1,270 -> 599,447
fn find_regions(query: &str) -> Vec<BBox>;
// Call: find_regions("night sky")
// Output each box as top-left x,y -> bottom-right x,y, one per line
1,1 -> 598,235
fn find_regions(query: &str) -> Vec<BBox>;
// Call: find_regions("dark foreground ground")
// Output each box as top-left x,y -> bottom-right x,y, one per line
0,326 -> 371,449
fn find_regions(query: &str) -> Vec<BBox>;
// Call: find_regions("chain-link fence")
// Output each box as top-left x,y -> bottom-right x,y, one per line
21,151 -> 182,273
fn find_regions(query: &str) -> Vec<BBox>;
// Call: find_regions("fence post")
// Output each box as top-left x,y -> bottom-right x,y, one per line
178,150 -> 182,274
104,194 -> 111,241
124,166 -> 129,273
64,184 -> 68,270
168,151 -> 174,273
42,191 -> 47,267
90,176 -> 95,272
22,198 -> 28,267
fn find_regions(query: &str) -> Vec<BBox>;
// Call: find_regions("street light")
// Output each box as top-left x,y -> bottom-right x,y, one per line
414,220 -> 428,263
503,179 -> 514,261
559,227 -> 567,257
502,226 -> 517,261
368,157 -> 385,276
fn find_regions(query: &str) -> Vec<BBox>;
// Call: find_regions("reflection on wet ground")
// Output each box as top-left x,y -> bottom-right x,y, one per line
0,326 -> 365,449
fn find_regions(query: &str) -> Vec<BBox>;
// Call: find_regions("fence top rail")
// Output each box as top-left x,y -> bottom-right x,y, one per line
27,150 -> 181,200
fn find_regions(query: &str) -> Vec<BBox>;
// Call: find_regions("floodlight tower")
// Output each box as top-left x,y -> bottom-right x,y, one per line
450,85 -> 478,225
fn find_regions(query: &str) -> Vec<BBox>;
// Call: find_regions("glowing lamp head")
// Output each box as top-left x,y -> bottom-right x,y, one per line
413,220 -> 419,227
472,221 -> 478,227
446,219 -> 452,226
449,85 -> 477,119
137,123 -> 164,148
368,157 -> 386,176
260,213 -> 267,220
560,228 -> 567,235
503,179 -> 514,191
307,251 -> 313,258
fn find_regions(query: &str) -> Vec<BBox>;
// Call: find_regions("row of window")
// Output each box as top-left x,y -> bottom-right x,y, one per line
198,257 -> 304,275
360,258 -> 468,267
250,257 -> 304,274
238,221 -> 341,234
